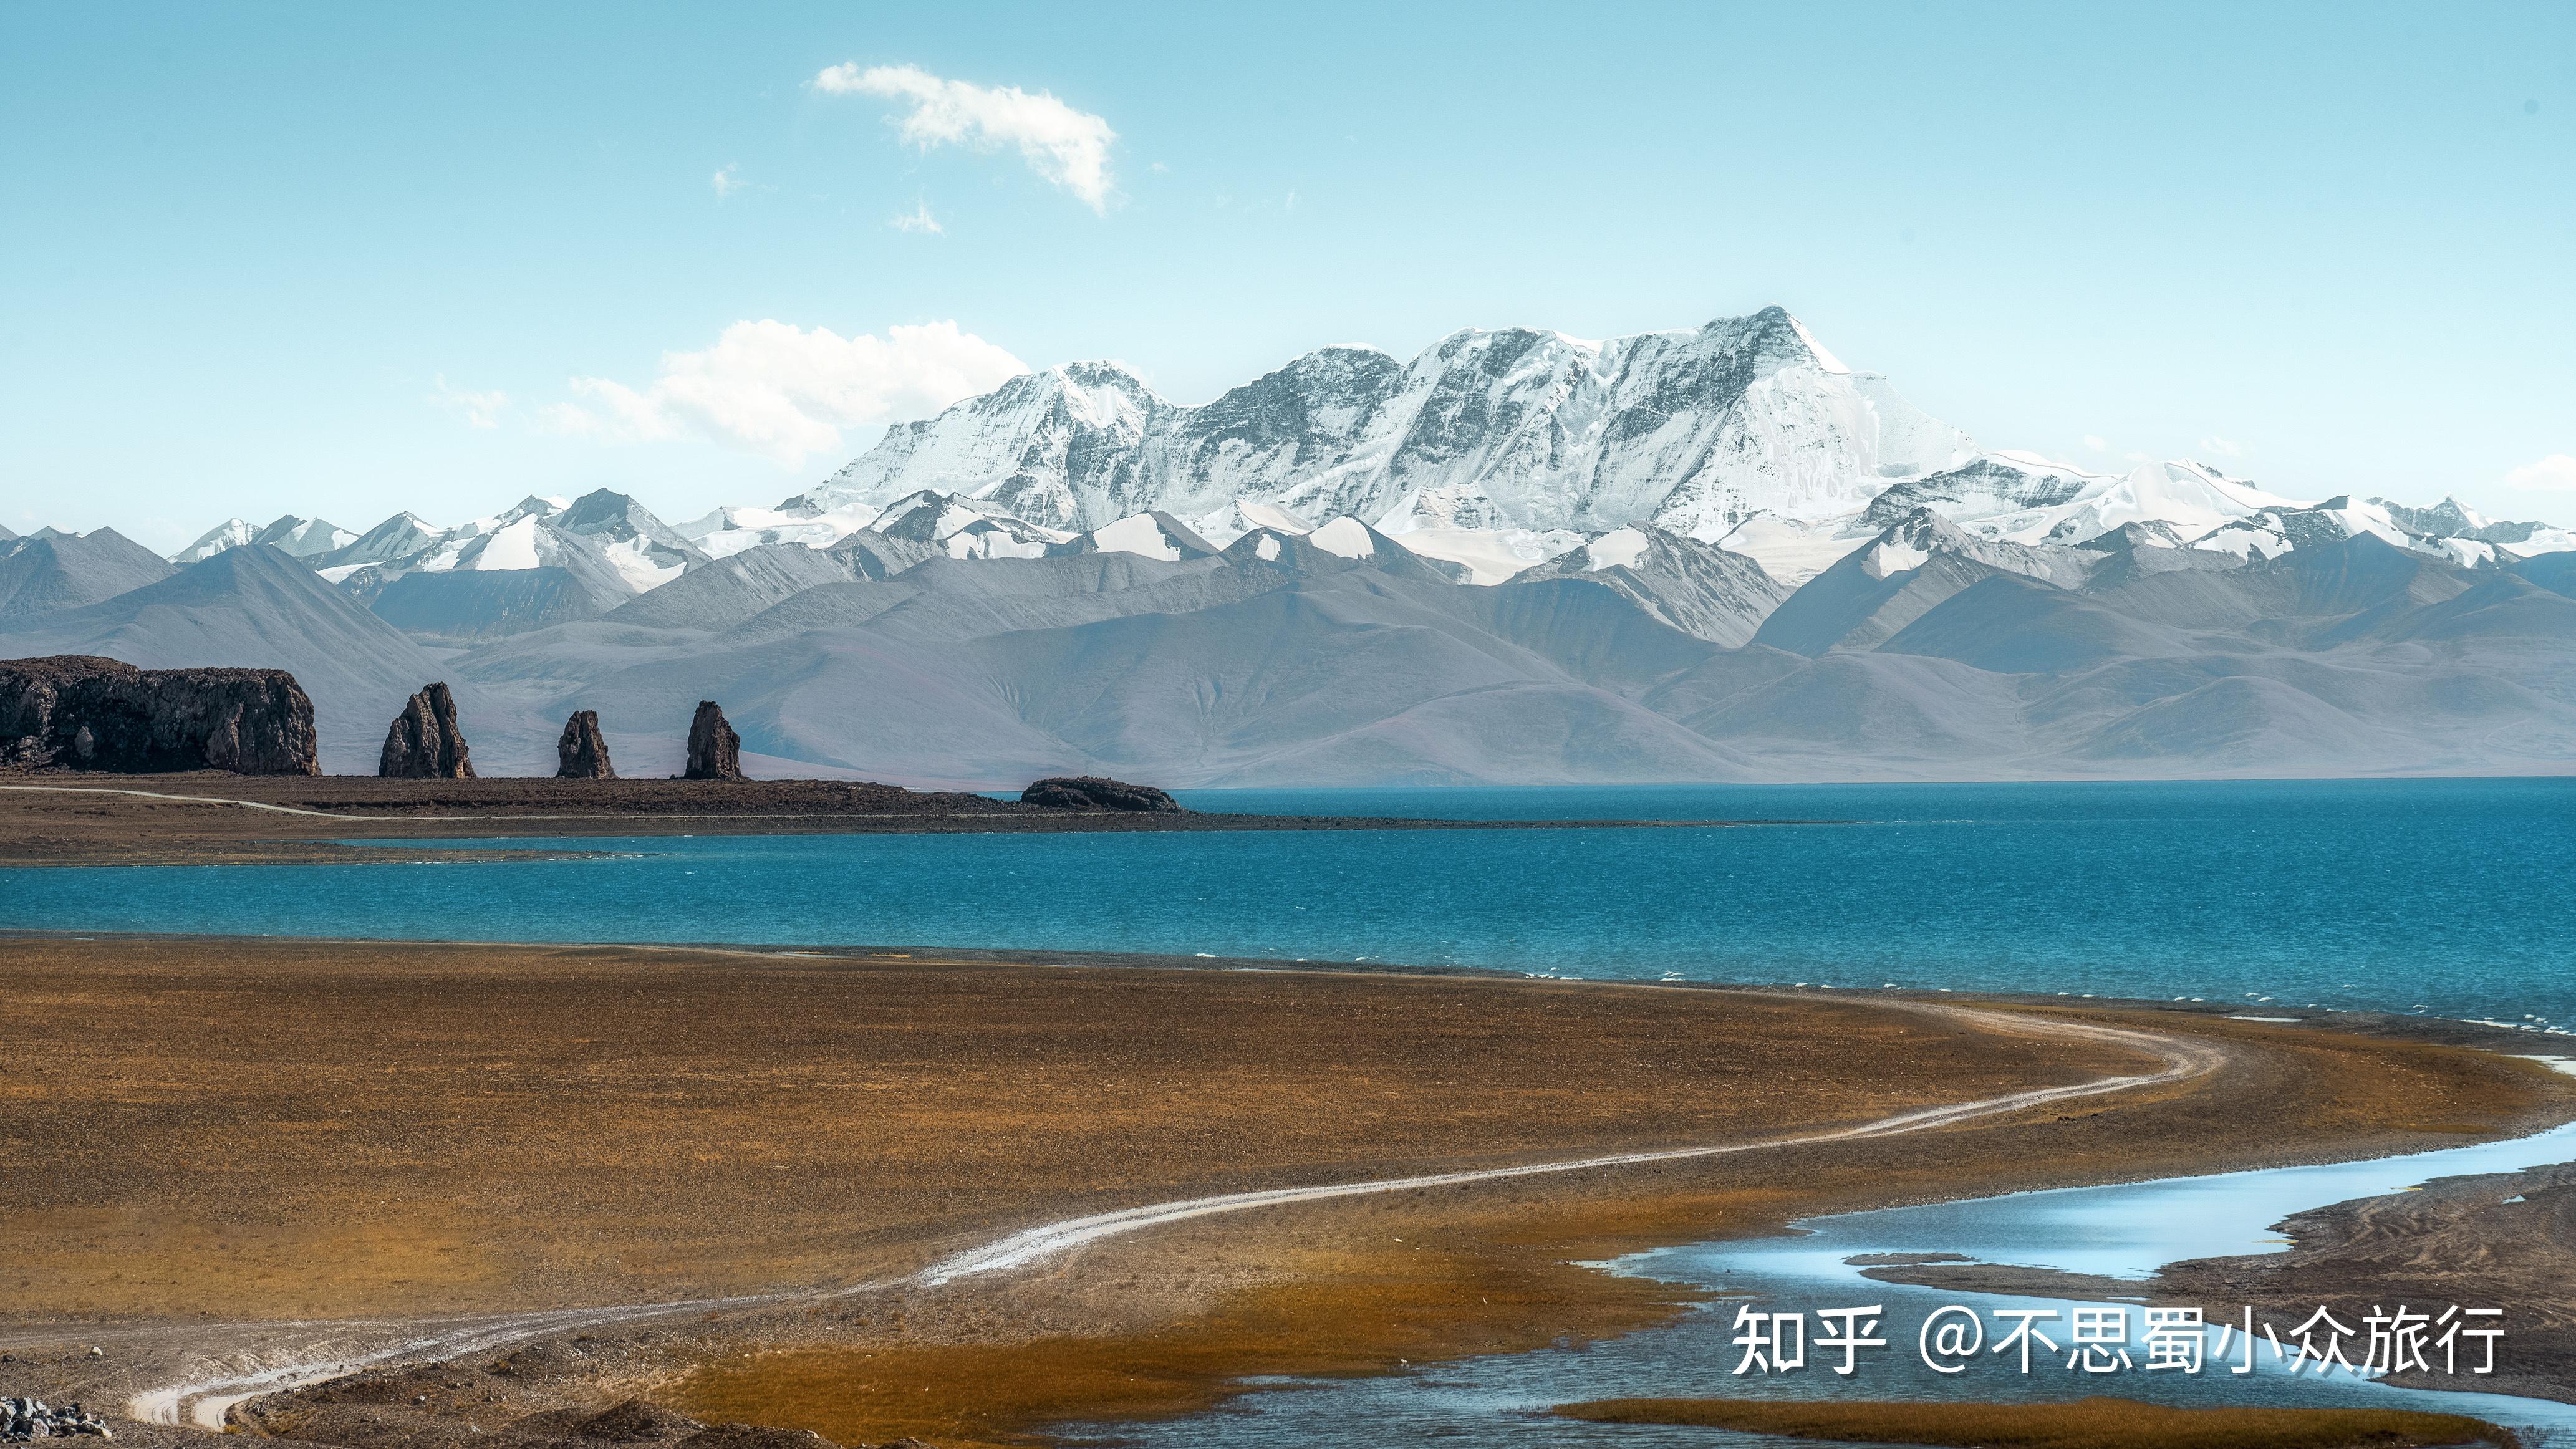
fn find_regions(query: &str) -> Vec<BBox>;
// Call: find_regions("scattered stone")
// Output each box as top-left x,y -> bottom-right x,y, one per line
379,681 -> 475,779
680,1426 -> 839,1449
683,701 -> 741,781
0,655 -> 318,774
555,710 -> 615,780
1020,776 -> 1182,813
575,1400 -> 703,1442
1,1397 -> 113,1440
484,1342 -> 582,1380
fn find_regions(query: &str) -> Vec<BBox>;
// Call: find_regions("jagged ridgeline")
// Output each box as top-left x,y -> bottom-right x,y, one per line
5,308 -> 2570,782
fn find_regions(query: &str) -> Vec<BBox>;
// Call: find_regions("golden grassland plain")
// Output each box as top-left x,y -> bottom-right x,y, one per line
1553,1396 -> 2517,1449
1,934 -> 2566,1448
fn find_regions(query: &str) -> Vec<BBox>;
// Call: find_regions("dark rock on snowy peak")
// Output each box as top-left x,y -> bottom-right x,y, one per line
685,700 -> 742,780
379,681 -> 474,778
0,654 -> 319,774
1021,776 -> 1183,812
556,709 -> 615,779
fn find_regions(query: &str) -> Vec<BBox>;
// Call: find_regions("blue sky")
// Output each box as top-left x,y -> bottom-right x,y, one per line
3,1 -> 2570,549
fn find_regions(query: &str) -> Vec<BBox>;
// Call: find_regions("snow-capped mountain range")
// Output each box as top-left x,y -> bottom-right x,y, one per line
18,307 -> 2574,786
170,306 -> 2570,602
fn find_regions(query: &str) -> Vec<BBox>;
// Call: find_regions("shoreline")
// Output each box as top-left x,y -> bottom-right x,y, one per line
0,776 -> 1846,867
2,932 -> 2570,1447
4,925 -> 2568,1057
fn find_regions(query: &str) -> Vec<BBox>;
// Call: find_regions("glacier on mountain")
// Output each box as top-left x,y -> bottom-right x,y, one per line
773,307 -> 1977,550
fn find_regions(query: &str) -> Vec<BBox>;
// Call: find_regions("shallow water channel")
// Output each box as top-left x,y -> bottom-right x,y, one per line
1069,1114 -> 2576,1447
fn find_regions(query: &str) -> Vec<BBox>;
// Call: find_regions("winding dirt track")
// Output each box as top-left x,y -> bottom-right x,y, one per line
0,784 -> 381,819
115,1002 -> 2224,1432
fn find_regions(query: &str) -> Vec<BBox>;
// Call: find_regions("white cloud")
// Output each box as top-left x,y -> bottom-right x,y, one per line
2199,435 -> 2245,458
890,199 -> 943,234
713,163 -> 743,199
547,319 -> 1025,466
814,62 -> 1116,213
429,375 -> 509,429
2082,434 -> 2109,451
2506,453 -> 2576,492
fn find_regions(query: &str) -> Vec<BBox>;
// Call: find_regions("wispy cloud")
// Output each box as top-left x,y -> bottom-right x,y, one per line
429,375 -> 509,429
2082,434 -> 2110,451
2198,435 -> 2245,458
889,199 -> 943,234
712,163 -> 744,199
544,319 -> 1025,467
814,62 -> 1116,213
2506,453 -> 2576,492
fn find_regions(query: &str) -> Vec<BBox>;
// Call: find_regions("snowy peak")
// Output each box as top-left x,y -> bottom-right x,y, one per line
552,488 -> 710,590
1853,508 -> 2098,590
802,307 -> 1975,547
1514,522 -> 1787,646
1051,511 -> 1220,563
314,512 -> 441,575
173,519 -> 258,562
173,513 -> 354,563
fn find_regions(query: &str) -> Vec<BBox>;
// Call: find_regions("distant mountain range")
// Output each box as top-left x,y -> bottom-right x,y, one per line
7,307 -> 2572,784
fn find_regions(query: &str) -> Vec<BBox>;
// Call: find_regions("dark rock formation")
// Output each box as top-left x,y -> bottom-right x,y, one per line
556,709 -> 615,779
685,700 -> 743,780
1021,775 -> 1183,812
379,681 -> 474,778
0,654 -> 318,774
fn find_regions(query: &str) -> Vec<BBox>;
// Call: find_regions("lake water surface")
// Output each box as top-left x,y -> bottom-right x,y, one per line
4,777 -> 2569,1024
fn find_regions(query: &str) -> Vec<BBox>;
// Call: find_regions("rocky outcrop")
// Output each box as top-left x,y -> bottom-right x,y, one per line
684,700 -> 741,780
2,1397 -> 112,1440
0,654 -> 318,774
379,681 -> 473,778
556,709 -> 615,779
1021,776 -> 1183,812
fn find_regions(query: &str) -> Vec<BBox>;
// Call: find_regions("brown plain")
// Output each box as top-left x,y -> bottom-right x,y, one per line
1,935 -> 2563,1448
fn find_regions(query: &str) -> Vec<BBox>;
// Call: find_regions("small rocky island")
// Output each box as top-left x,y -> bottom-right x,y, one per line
1021,776 -> 1184,812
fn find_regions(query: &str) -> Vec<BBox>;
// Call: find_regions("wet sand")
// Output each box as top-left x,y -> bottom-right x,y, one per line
0,776 -> 1818,865
0,935 -> 2565,1448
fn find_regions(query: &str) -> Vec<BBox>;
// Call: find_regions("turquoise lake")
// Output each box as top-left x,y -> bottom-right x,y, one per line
3,776 -> 2570,1025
